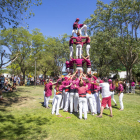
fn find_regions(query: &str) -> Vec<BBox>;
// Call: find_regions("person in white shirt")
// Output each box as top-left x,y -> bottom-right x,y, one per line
91,77 -> 113,118
17,76 -> 20,86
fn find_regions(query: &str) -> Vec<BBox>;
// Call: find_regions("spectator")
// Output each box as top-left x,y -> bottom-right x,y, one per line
17,76 -> 20,86
1,75 -> 5,87
126,80 -> 130,93
13,75 -> 17,85
0,90 -> 4,100
131,80 -> 135,94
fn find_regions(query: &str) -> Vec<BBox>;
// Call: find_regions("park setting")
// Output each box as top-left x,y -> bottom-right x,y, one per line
0,0 -> 140,140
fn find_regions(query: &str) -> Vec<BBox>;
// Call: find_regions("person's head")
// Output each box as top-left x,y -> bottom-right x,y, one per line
102,77 -> 108,82
79,79 -> 83,87
77,32 -> 80,36
70,36 -> 73,38
72,76 -> 76,80
58,80 -> 62,86
108,79 -> 112,83
85,79 -> 89,83
87,74 -> 92,78
118,81 -> 123,84
75,18 -> 80,22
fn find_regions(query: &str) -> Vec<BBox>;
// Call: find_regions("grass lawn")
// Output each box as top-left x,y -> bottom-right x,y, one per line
0,86 -> 140,140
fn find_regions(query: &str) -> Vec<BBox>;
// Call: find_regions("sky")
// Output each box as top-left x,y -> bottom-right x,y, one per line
2,0 -> 112,64
24,0 -> 112,37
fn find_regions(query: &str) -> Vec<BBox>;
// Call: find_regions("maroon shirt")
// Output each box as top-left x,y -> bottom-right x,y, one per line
72,58 -> 84,67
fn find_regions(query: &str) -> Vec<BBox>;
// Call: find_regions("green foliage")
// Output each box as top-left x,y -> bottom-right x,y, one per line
0,0 -> 42,29
84,0 -> 140,79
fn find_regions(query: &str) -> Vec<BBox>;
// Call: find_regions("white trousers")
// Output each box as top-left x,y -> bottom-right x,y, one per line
69,92 -> 74,113
76,67 -> 83,77
79,25 -> 88,36
45,96 -> 50,107
72,29 -> 78,36
66,68 -> 69,73
44,91 -> 46,106
74,92 -> 79,112
86,44 -> 90,56
126,86 -> 130,93
86,93 -> 94,113
131,86 -> 135,94
87,68 -> 91,74
79,97 -> 87,119
111,91 -> 116,104
69,46 -> 73,58
52,89 -> 56,105
60,89 -> 65,109
119,93 -> 124,110
63,91 -> 69,111
96,92 -> 101,113
76,44 -> 82,58
92,93 -> 97,114
52,95 -> 62,115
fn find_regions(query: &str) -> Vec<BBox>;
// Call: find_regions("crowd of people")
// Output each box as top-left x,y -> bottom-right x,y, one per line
43,70 -> 135,120
0,75 -> 19,92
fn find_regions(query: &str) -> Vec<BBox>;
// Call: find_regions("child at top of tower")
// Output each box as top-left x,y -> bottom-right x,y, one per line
72,18 -> 88,36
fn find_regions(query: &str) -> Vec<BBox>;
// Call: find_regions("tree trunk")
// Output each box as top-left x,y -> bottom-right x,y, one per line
128,68 -> 132,83
43,71 -> 47,79
23,71 -> 25,84
126,68 -> 129,81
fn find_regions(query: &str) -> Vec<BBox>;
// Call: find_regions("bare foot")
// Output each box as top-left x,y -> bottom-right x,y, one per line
96,115 -> 102,118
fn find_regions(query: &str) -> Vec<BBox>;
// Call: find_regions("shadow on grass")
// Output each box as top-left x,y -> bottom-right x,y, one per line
17,87 -> 32,93
0,96 -> 35,112
0,113 -> 51,139
112,105 -> 119,110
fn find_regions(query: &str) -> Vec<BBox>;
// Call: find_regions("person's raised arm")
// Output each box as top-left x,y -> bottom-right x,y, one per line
65,83 -> 72,88
81,55 -> 86,60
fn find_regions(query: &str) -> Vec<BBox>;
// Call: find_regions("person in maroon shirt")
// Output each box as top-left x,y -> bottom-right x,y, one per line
65,61 -> 70,73
69,58 -> 74,74
69,36 -> 76,59
71,32 -> 87,58
72,18 -> 88,36
83,36 -> 91,57
71,56 -> 84,77
82,55 -> 91,74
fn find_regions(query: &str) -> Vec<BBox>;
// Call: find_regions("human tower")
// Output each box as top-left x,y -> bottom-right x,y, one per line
66,18 -> 91,76
51,18 -> 100,120
44,18 -> 119,120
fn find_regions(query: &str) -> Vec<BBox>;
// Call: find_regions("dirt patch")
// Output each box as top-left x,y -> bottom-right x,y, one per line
0,96 -> 34,108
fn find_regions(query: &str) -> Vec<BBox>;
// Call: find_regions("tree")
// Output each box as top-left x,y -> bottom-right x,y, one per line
45,34 -> 70,76
0,0 -> 42,29
84,0 -> 140,81
0,28 -> 19,69
0,27 -> 45,83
